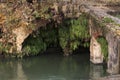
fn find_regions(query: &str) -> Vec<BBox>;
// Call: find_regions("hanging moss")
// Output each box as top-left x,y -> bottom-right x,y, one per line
97,37 -> 108,61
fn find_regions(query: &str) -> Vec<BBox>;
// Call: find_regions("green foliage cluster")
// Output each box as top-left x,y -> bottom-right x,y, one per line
103,17 -> 114,23
23,14 -> 90,56
39,27 -> 58,46
22,26 -> 58,56
59,14 -> 90,54
22,36 -> 46,56
0,42 -> 12,54
97,37 -> 108,61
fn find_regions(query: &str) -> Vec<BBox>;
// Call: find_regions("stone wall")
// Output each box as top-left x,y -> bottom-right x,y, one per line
90,36 -> 103,64
80,1 -> 120,74
0,0 -> 53,56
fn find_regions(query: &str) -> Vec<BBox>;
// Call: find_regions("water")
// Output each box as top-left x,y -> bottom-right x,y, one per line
0,48 -> 108,80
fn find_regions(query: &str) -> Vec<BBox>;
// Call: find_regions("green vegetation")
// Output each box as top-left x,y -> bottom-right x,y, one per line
59,14 -> 90,55
103,17 -> 114,23
22,36 -> 47,56
22,14 -> 90,56
0,42 -> 12,54
115,23 -> 120,27
116,14 -> 120,19
22,26 -> 58,56
97,37 -> 108,61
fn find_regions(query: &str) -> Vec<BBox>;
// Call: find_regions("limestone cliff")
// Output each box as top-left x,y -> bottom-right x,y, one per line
0,0 -> 54,56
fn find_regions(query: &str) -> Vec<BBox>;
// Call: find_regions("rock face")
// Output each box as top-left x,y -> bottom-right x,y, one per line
106,31 -> 120,74
82,0 -> 120,74
0,0 -> 33,55
0,0 -> 52,55
90,36 -> 103,64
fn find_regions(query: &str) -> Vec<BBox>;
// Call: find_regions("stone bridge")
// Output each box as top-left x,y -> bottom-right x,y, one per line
0,0 -> 120,74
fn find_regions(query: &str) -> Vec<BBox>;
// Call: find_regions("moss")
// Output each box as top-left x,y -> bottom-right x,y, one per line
97,37 -> 108,61
103,17 -> 114,23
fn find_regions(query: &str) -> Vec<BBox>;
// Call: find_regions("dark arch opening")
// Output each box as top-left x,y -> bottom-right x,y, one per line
22,14 -> 91,57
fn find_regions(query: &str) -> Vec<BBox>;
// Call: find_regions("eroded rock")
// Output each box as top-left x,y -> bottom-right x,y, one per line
90,36 -> 103,64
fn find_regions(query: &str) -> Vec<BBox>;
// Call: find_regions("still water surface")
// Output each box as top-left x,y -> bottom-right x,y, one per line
0,48 -> 108,80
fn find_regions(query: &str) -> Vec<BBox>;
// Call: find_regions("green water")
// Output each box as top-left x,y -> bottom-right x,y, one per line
0,48 -> 108,80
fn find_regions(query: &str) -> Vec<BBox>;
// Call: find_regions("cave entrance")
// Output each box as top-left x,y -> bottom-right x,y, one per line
22,15 -> 90,57
42,44 -> 90,56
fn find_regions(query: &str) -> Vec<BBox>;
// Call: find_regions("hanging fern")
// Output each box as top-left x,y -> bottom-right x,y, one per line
59,14 -> 90,55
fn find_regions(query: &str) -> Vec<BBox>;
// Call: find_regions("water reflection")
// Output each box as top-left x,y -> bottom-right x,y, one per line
0,52 -> 107,80
15,62 -> 28,80
0,59 -> 28,80
90,63 -> 108,80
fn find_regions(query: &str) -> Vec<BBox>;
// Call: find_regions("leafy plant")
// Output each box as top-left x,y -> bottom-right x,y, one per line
58,14 -> 90,55
22,35 -> 47,56
97,37 -> 108,61
22,26 -> 58,56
